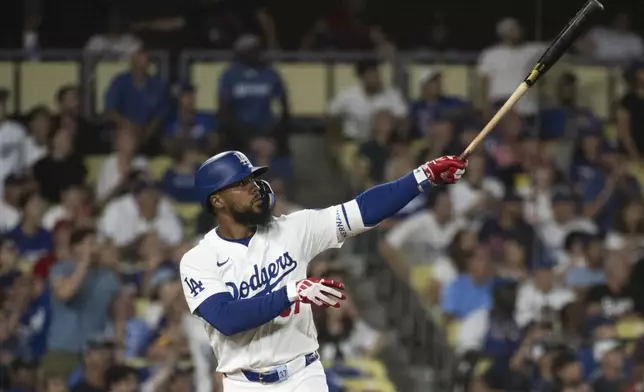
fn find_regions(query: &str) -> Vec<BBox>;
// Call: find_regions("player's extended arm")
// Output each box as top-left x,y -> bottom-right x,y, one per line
196,278 -> 345,336
340,156 -> 466,236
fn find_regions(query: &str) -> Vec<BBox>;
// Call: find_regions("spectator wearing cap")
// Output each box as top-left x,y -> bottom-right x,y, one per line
440,247 -> 494,321
99,179 -> 182,248
586,254 -> 636,321
0,174 -> 26,233
537,186 -> 597,261
163,84 -> 217,156
0,88 -> 29,198
68,338 -> 116,392
327,59 -> 407,146
162,142 -> 201,204
617,62 -> 644,162
7,358 -> 38,392
104,48 -> 170,154
44,228 -> 119,380
408,68 -> 469,140
32,127 -> 87,204
590,339 -> 628,392
23,105 -> 52,167
6,192 -> 52,263
96,128 -> 149,206
217,35 -> 290,152
515,255 -> 575,328
564,234 -> 606,290
605,200 -> 644,258
477,17 -> 546,118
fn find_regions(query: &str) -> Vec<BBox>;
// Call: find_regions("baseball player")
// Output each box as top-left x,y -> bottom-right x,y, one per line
180,150 -> 467,391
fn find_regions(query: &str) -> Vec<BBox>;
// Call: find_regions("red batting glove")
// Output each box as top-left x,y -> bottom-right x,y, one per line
286,278 -> 347,308
414,155 -> 467,187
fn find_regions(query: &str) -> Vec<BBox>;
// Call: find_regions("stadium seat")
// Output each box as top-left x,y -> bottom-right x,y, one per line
615,316 -> 644,340
0,62 -> 16,113
20,61 -> 79,113
573,65 -> 611,120
148,156 -> 173,181
275,63 -> 327,116
409,264 -> 434,297
84,155 -> 108,186
342,378 -> 396,392
409,139 -> 429,161
332,63 -> 393,96
190,62 -> 227,111
174,203 -> 202,237
446,321 -> 462,347
407,64 -> 471,100
134,297 -> 151,318
474,358 -> 493,377
339,141 -> 359,174
94,62 -> 158,113
343,358 -> 389,380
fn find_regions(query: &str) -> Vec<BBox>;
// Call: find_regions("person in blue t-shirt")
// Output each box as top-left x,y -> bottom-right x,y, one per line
217,34 -> 290,152
6,192 -> 53,264
163,84 -> 217,155
162,142 -> 201,204
105,48 -> 170,154
246,135 -> 294,189
409,68 -> 469,140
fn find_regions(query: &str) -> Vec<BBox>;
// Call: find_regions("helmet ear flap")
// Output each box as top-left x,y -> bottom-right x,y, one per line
256,179 -> 276,212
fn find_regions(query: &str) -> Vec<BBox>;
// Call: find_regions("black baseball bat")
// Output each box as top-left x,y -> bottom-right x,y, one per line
460,0 -> 605,160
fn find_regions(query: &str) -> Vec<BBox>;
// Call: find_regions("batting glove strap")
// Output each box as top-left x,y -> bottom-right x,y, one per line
413,165 -> 435,192
286,278 -> 347,308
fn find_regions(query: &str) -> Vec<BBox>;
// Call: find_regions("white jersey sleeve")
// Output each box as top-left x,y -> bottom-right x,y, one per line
180,247 -> 230,314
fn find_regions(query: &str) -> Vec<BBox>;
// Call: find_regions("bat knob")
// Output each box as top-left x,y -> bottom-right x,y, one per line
458,152 -> 470,162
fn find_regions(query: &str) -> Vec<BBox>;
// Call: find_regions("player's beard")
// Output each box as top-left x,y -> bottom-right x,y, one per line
230,201 -> 273,227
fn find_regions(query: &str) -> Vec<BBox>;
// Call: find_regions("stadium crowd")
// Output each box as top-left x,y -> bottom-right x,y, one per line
1,0 -> 644,391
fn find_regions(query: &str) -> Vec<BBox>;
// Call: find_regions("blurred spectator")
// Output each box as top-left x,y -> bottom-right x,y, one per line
569,130 -> 605,193
352,109 -> 399,189
52,86 -> 102,156
43,229 -> 119,380
498,236 -> 530,281
99,180 -> 183,248
23,106 -> 52,167
326,59 -> 406,146
6,192 -> 52,263
414,119 -> 461,163
104,48 -> 169,154
605,200 -> 644,258
104,364 -> 139,392
581,11 -> 644,62
32,128 -> 87,204
84,10 -> 142,60
163,85 -> 217,156
590,339 -> 627,391
7,358 -> 38,392
564,234 -> 606,290
521,165 -> 559,226
440,247 -> 493,320
96,129 -> 149,206
268,176 -> 303,216
0,175 -> 26,233
247,135 -> 294,187
411,11 -> 452,51
42,185 -> 93,231
32,220 -> 72,281
0,89 -> 28,197
217,35 -> 290,153
301,0 -> 394,53
379,189 -> 465,280
550,349 -> 586,392
409,68 -> 469,140
0,236 -> 20,283
477,17 -> 545,118
430,230 -> 478,298
162,143 -> 200,204
618,62 -> 644,162
626,338 -> 644,392
103,290 -> 150,360
447,153 -> 504,222
68,339 -> 115,392
586,254 -> 636,321
515,256 -> 575,328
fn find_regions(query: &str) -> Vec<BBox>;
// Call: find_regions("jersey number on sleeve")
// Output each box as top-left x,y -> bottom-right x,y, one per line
280,301 -> 301,317
184,277 -> 205,297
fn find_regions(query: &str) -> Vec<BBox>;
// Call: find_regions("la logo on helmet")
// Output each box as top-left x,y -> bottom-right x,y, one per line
234,152 -> 251,167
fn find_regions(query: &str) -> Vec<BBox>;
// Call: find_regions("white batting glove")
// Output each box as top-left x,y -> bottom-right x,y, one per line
286,278 -> 347,308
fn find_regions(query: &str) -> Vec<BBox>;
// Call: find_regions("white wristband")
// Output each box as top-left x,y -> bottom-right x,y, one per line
286,281 -> 298,301
413,165 -> 433,192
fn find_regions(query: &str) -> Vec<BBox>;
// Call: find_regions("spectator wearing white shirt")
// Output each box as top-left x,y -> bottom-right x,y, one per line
515,256 -> 575,328
477,18 -> 546,117
96,128 -> 149,205
605,200 -> 644,260
99,180 -> 183,248
326,60 -> 407,146
23,106 -> 51,168
448,153 -> 504,222
0,89 -> 28,198
580,11 -> 644,62
0,174 -> 25,234
379,189 -> 465,281
84,10 -> 142,60
42,185 -> 92,231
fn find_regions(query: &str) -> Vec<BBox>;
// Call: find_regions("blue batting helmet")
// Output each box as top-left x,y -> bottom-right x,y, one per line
195,151 -> 269,208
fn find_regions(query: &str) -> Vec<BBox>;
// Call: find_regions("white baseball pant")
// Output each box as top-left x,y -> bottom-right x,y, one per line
222,361 -> 328,392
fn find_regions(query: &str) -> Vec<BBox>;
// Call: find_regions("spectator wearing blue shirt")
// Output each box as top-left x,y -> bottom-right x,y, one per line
7,192 -> 53,264
441,247 -> 493,320
218,35 -> 290,153
12,274 -> 51,362
105,49 -> 169,154
247,135 -> 294,189
569,129 -> 604,192
163,84 -> 217,155
42,228 -> 120,381
409,68 -> 469,140
162,142 -> 201,203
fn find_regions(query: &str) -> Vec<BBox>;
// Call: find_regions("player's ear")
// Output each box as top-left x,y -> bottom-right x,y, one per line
210,194 -> 223,209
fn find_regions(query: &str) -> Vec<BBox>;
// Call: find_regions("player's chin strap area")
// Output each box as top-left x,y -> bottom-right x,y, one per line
224,351 -> 320,384
257,179 -> 276,213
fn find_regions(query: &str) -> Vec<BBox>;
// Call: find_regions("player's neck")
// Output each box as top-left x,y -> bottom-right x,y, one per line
217,221 -> 257,240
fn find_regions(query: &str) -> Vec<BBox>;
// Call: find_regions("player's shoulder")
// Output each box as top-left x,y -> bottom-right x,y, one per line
179,231 -> 220,271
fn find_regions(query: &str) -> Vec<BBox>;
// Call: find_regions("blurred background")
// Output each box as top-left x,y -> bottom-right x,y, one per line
1,0 -> 644,391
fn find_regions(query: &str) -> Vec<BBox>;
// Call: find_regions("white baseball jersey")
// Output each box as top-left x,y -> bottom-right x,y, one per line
180,202 -> 364,374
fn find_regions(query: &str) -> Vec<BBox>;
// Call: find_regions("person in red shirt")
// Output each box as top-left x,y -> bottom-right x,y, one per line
32,220 -> 72,281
